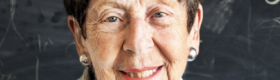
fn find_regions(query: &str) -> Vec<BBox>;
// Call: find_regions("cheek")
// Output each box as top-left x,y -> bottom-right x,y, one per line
153,21 -> 189,79
86,31 -> 124,68
153,23 -> 188,61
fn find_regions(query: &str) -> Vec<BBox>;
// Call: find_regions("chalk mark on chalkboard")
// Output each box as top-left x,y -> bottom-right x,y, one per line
247,0 -> 252,55
0,22 -> 11,48
10,0 -> 15,20
65,42 -> 75,53
266,0 -> 280,5
44,42 -> 48,51
42,38 -> 54,51
12,21 -> 27,46
274,17 -> 280,24
48,38 -> 54,45
0,0 -> 29,48
0,71 -> 16,80
38,34 -> 41,52
36,57 -> 39,80
253,19 -> 280,30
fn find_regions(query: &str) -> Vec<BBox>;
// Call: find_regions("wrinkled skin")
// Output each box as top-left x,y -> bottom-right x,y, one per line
67,0 -> 203,80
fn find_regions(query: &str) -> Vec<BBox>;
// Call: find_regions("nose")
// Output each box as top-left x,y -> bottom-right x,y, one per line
122,18 -> 154,54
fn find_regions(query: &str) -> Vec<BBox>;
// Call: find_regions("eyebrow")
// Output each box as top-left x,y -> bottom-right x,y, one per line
88,0 -> 179,16
87,2 -> 123,16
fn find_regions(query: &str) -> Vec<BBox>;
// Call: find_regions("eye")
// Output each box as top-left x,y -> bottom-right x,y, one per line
154,12 -> 166,18
107,16 -> 119,22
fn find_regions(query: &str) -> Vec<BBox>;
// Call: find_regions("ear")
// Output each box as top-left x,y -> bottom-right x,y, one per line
189,4 -> 203,54
67,16 -> 87,56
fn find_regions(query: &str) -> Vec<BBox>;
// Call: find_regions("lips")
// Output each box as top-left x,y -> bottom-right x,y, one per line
120,66 -> 163,80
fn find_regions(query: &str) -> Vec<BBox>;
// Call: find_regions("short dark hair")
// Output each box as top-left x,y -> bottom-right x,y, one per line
64,0 -> 202,39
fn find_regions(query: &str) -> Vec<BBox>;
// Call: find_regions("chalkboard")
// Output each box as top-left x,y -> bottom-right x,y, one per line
0,0 -> 83,80
185,0 -> 280,80
0,0 -> 279,80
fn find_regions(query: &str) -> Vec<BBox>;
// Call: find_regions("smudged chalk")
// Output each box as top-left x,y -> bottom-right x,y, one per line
51,11 -> 64,23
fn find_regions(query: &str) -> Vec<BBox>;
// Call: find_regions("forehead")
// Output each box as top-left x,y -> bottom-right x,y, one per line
88,0 -> 180,11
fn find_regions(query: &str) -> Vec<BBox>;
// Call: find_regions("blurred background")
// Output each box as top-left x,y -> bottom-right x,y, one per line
0,0 -> 279,80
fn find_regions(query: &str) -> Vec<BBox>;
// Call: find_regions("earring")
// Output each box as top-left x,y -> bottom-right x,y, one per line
80,53 -> 91,67
188,48 -> 198,62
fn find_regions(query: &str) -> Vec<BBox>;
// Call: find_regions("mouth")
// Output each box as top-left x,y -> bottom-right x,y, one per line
120,66 -> 163,80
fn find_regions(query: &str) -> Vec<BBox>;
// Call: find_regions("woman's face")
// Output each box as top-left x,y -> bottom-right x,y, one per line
69,0 -> 202,80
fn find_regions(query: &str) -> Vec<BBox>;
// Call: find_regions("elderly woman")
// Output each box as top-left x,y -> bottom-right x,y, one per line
64,0 -> 203,80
